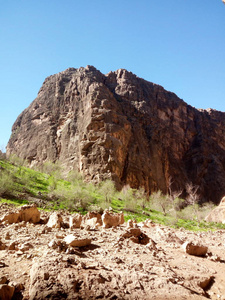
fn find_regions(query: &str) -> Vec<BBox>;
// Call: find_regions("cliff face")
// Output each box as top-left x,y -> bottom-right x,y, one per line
7,66 -> 225,203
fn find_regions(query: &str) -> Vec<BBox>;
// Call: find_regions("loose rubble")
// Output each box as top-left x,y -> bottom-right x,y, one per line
0,204 -> 225,299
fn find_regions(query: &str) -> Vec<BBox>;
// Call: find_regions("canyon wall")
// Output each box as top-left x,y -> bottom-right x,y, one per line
7,66 -> 225,203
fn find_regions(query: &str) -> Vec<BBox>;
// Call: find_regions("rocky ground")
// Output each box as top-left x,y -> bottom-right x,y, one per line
0,203 -> 225,300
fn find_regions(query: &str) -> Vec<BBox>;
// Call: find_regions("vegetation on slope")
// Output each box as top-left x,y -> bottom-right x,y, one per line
0,155 -> 224,231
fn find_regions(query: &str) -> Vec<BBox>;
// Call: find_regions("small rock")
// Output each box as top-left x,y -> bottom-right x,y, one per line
0,239 -> 6,250
0,277 -> 8,284
182,241 -> 208,256
64,234 -> 91,247
0,284 -> 15,300
48,239 -> 61,249
4,232 -> 11,240
69,213 -> 82,229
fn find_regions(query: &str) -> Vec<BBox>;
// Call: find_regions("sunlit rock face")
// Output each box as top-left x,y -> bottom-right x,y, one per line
7,65 -> 225,203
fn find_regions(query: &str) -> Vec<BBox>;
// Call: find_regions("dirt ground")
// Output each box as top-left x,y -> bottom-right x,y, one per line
1,204 -> 225,299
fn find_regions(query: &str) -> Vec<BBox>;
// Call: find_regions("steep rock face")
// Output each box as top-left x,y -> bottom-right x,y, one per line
7,66 -> 225,203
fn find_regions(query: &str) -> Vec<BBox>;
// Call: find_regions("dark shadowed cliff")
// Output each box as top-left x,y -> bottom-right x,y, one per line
6,66 -> 225,203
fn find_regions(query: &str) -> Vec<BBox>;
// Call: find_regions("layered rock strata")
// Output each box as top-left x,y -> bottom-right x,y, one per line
7,66 -> 225,203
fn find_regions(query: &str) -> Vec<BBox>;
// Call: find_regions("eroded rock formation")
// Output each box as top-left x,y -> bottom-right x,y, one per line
7,66 -> 225,203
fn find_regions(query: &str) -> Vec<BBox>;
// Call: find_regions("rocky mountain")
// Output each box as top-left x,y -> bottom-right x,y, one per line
6,66 -> 225,204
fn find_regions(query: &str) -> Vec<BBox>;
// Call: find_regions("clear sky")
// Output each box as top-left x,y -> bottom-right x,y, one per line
1,0 -> 225,151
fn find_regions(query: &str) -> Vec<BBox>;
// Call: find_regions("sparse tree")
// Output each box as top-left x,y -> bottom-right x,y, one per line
185,182 -> 200,220
185,182 -> 199,206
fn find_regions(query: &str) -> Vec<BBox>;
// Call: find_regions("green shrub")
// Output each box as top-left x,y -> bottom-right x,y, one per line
150,191 -> 172,215
0,170 -> 15,197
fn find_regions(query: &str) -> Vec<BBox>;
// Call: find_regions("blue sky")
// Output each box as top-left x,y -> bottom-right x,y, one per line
1,0 -> 225,150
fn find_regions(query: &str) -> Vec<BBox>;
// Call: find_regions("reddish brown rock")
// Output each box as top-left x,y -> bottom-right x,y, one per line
0,284 -> 15,300
102,210 -> 124,228
182,241 -> 208,256
7,66 -> 225,203
69,213 -> 82,229
0,205 -> 40,224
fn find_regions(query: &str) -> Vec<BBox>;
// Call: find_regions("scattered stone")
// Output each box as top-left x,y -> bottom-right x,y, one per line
182,241 -> 208,256
4,232 -> 11,240
84,211 -> 103,226
102,210 -> 124,228
8,242 -> 18,251
0,204 -> 40,224
127,219 -> 134,228
69,213 -> 82,229
0,277 -> 8,284
0,205 -> 225,299
205,196 -> 225,223
20,243 -> 34,252
198,276 -> 214,290
0,284 -> 15,300
64,234 -> 91,247
46,212 -> 63,228
121,228 -> 150,245
0,239 -> 6,250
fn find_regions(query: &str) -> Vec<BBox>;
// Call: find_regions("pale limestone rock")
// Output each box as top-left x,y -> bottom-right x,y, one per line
205,196 -> 225,223
46,212 -> 63,228
102,210 -> 124,228
64,234 -> 91,247
182,241 -> 208,256
85,217 -> 101,228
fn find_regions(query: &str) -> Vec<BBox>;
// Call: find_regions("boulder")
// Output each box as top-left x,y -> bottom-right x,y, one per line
84,211 -> 103,226
85,217 -> 100,228
18,205 -> 40,223
0,212 -> 20,224
64,234 -> 91,247
205,196 -> 225,223
182,241 -> 208,256
102,210 -> 124,228
69,213 -> 82,229
0,205 -> 40,224
0,284 -> 15,300
46,212 -> 63,228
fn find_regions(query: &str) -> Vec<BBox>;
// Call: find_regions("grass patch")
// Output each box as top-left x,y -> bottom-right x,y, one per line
1,158 -> 225,232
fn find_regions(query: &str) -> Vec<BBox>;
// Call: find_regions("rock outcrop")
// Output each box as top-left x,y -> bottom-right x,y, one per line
7,66 -> 225,203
